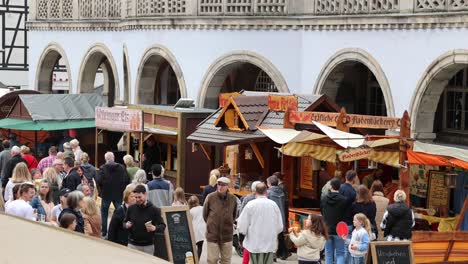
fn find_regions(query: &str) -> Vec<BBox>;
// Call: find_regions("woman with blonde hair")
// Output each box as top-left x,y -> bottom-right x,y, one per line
43,167 -> 60,204
108,184 -> 136,245
380,190 -> 415,241
202,169 -> 220,202
80,152 -> 97,194
81,196 -> 102,238
4,162 -> 31,201
172,187 -> 187,206
123,154 -> 138,181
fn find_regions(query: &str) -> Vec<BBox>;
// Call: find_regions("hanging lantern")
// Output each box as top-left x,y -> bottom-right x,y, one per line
444,172 -> 457,189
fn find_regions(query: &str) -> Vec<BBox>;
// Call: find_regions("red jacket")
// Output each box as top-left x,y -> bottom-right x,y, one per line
23,154 -> 38,171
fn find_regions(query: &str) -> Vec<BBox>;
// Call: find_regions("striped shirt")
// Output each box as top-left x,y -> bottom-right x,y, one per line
37,154 -> 57,173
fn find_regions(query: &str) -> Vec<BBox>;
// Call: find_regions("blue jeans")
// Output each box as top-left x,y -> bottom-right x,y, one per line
325,235 -> 345,264
344,225 -> 354,263
101,198 -> 122,236
350,256 -> 365,264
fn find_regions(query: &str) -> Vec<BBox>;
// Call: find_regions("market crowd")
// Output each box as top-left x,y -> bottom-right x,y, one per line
0,136 -> 415,264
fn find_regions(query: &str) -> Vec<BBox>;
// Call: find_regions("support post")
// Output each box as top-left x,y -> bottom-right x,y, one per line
399,111 -> 411,206
95,128 -> 98,167
139,132 -> 143,168
250,143 -> 265,169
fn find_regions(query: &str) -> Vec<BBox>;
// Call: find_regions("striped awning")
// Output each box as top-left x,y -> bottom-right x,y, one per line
369,150 -> 401,168
281,142 -> 336,162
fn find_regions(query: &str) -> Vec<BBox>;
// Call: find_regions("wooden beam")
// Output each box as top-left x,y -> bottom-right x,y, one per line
250,143 -> 264,169
456,194 -> 468,230
199,144 -> 212,161
399,111 -> 411,206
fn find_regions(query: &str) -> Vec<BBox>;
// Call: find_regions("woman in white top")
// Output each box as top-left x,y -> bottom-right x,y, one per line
188,195 -> 206,259
4,162 -> 31,201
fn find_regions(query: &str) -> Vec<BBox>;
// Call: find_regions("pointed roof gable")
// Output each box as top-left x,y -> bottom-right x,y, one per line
214,96 -> 268,131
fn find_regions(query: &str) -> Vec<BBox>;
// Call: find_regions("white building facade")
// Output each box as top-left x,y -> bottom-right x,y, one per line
28,0 -> 468,146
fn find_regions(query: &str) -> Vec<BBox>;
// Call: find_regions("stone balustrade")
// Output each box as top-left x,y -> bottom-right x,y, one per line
31,0 -> 468,21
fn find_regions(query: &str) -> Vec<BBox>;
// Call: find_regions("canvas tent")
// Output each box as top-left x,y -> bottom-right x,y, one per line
0,213 -> 169,263
0,93 -> 104,130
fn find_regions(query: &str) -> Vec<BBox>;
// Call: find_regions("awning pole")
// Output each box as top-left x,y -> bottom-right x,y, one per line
95,128 -> 98,167
139,132 -> 143,168
34,131 -> 37,156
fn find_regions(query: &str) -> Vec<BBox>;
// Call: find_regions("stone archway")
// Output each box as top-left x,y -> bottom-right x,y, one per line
410,50 -> 468,141
314,48 -> 395,117
77,43 -> 119,106
35,42 -> 72,93
135,44 -> 187,105
198,51 -> 289,109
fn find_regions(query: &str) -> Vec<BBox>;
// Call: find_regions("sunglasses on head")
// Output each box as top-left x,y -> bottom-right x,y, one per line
217,182 -> 228,186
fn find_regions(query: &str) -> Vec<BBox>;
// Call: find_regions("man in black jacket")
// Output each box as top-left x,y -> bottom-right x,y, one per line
61,157 -> 81,191
124,184 -> 165,255
1,146 -> 26,189
98,152 -> 130,237
321,178 -> 347,264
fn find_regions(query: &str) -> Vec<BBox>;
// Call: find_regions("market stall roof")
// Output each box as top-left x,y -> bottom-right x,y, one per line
313,121 -> 365,148
0,213 -> 169,264
0,89 -> 41,119
408,141 -> 468,169
0,93 -> 104,131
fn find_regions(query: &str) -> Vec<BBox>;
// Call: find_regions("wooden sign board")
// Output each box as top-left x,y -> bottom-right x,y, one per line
427,170 -> 449,210
338,147 -> 372,162
288,111 -> 401,130
219,92 -> 241,108
95,107 -> 143,132
367,241 -> 414,264
268,95 -> 298,112
161,206 -> 198,264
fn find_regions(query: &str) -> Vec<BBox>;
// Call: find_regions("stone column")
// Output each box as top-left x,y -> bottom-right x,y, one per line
73,0 -> 79,19
400,0 -> 415,13
287,0 -> 314,15
29,0 -> 37,20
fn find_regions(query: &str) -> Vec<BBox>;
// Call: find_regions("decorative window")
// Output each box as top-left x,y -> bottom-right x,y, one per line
254,70 -> 278,92
441,68 -> 468,131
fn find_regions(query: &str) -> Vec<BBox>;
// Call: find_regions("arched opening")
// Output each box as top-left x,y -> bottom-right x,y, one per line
411,50 -> 468,146
320,61 -> 387,116
136,45 -> 186,105
36,44 -> 71,94
78,44 -> 119,107
315,48 -> 394,117
199,51 -> 289,109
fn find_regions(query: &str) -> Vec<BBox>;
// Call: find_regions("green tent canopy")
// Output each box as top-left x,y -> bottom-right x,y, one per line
0,118 -> 95,131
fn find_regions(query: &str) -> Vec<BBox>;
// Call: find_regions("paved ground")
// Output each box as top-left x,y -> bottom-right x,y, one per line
198,244 -> 299,264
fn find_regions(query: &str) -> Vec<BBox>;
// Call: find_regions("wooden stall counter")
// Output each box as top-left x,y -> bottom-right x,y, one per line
412,231 -> 468,263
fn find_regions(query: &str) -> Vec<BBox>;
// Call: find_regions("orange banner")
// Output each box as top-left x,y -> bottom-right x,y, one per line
218,92 -> 241,108
268,95 -> 298,112
288,111 -> 401,130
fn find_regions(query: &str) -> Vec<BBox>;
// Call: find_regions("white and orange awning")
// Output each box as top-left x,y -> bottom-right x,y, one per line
281,142 -> 337,163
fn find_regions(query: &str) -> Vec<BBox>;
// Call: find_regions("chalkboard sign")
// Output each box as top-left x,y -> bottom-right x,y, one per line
427,170 -> 449,209
161,206 -> 198,264
367,241 -> 414,264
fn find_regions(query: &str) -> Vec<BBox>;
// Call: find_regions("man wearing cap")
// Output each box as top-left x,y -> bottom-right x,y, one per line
50,188 -> 70,226
203,176 -> 238,264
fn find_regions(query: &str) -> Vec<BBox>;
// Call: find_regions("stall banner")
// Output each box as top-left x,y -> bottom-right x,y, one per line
288,111 -> 401,129
410,165 -> 438,198
219,92 -> 241,108
338,147 -> 372,162
95,107 -> 143,132
268,95 -> 298,112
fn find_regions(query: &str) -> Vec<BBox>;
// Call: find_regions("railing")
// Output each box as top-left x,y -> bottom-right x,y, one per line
32,0 -> 468,21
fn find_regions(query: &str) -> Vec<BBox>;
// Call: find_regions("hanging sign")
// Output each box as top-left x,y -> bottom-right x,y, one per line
338,147 -> 373,162
95,107 -> 143,132
268,95 -> 298,112
288,111 -> 401,130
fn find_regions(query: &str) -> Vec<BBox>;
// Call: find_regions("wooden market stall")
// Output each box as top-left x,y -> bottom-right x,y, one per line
0,93 -> 103,159
128,104 -> 214,193
187,92 -> 342,197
